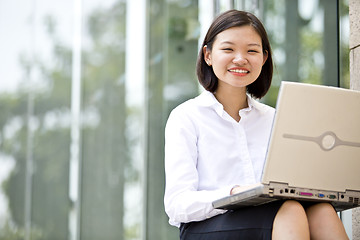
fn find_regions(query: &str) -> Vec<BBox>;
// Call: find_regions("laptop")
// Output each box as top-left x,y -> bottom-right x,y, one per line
212,81 -> 360,211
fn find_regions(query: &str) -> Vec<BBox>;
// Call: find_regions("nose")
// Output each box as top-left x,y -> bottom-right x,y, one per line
233,53 -> 247,65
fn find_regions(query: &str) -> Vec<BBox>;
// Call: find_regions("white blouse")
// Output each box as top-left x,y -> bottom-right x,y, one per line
164,90 -> 275,227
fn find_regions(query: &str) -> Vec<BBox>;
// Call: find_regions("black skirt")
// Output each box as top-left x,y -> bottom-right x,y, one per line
179,200 -> 284,240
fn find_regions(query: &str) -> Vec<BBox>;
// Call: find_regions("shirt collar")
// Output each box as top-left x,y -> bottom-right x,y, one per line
247,95 -> 269,114
196,90 -> 220,107
196,91 -> 224,116
196,90 -> 268,115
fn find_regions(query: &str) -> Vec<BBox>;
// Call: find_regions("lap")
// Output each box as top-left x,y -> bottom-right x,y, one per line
179,200 -> 332,240
180,201 -> 284,240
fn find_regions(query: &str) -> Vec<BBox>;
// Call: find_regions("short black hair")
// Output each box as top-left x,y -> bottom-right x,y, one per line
196,10 -> 273,99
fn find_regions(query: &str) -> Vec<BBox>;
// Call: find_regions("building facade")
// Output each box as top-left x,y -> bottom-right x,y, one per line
0,0 -> 357,239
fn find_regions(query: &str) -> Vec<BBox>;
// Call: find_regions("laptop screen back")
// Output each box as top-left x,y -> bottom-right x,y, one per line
261,82 -> 360,192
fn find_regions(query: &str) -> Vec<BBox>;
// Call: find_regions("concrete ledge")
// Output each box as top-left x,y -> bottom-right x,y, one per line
350,1 -> 360,239
349,0 -> 360,49
350,47 -> 360,91
353,207 -> 360,239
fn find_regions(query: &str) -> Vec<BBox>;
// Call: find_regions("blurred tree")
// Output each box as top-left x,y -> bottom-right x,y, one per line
2,31 -> 72,239
1,0 -> 131,239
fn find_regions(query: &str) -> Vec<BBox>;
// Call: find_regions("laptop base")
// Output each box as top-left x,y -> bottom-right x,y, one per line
213,182 -> 360,211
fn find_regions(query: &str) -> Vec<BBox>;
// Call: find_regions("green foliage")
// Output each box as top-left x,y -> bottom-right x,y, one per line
0,221 -> 43,240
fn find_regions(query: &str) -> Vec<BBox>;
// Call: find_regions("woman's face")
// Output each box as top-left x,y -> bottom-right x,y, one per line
204,25 -> 267,91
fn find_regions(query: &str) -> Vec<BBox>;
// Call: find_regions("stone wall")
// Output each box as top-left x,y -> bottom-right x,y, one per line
349,0 -> 360,239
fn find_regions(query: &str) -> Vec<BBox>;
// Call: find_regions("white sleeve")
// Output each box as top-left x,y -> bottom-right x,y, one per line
164,107 -> 230,227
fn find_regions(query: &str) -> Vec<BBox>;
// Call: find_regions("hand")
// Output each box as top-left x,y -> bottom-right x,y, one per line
230,185 -> 242,195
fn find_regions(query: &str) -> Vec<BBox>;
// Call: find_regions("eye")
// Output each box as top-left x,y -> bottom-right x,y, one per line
248,49 -> 259,53
222,48 -> 233,52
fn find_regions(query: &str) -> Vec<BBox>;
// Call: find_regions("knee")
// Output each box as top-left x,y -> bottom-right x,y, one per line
275,200 -> 308,223
306,202 -> 338,222
279,200 -> 306,215
306,203 -> 348,239
273,201 -> 310,239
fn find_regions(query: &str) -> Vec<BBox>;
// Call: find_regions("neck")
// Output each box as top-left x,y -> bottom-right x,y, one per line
214,86 -> 248,122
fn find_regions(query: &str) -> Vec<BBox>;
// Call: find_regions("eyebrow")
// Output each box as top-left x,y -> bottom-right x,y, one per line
220,41 -> 262,47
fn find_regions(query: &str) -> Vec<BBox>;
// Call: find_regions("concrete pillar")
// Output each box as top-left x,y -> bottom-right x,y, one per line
350,0 -> 360,90
349,0 -> 360,239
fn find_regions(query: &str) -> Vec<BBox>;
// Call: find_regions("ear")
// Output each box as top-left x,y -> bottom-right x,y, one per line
262,50 -> 268,65
203,45 -> 212,66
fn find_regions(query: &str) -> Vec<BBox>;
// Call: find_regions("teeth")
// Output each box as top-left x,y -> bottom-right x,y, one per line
229,69 -> 248,73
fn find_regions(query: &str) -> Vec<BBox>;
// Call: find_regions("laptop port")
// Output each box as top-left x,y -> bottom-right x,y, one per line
290,189 -> 295,194
300,192 -> 313,197
285,189 -> 289,193
318,193 -> 325,198
328,194 -> 337,199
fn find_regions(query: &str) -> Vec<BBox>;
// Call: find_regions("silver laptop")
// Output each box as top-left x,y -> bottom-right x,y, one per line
213,81 -> 360,211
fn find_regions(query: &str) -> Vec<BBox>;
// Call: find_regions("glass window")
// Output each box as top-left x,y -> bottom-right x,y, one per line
145,1 -> 199,239
79,0 -> 130,239
261,0 -> 349,107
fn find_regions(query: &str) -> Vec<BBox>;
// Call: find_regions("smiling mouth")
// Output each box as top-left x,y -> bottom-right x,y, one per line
228,69 -> 249,74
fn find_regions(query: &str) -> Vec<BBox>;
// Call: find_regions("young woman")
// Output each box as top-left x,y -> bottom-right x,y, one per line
164,10 -> 348,239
